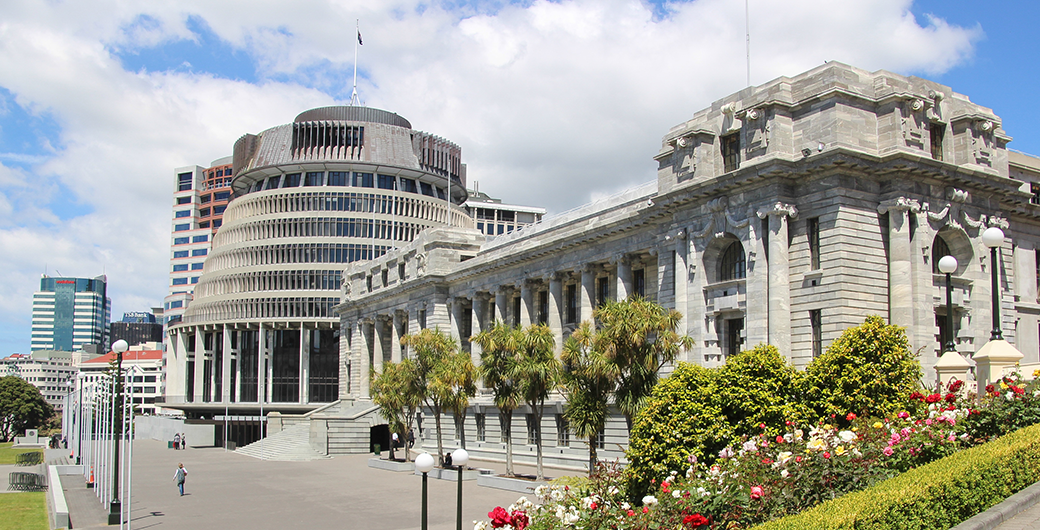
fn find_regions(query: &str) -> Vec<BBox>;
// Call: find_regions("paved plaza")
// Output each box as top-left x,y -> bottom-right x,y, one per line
57,441 -> 544,530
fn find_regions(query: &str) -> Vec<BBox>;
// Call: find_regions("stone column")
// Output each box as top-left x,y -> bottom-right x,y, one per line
615,254 -> 632,301
495,288 -> 508,327
257,324 -> 266,403
519,281 -> 533,327
471,295 -> 486,366
234,329 -> 243,403
339,322 -> 352,400
580,265 -> 596,323
450,297 -> 464,341
406,307 -> 419,358
193,331 -> 205,403
548,274 -> 564,353
300,324 -> 310,404
391,311 -> 403,364
878,198 -> 920,331
372,316 -> 385,375
222,326 -> 232,403
674,231 -> 689,340
758,202 -> 798,359
359,320 -> 372,398
430,294 -> 451,331
266,329 -> 274,405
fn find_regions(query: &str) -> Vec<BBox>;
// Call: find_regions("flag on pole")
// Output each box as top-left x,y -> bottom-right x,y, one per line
358,31 -> 363,46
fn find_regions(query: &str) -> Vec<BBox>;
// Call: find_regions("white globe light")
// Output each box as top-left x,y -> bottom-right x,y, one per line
451,448 -> 469,467
415,452 -> 435,473
112,339 -> 129,354
982,226 -> 1004,249
938,255 -> 958,274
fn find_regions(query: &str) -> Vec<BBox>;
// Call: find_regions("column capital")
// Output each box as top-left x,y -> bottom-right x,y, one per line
877,196 -> 921,215
756,202 -> 798,220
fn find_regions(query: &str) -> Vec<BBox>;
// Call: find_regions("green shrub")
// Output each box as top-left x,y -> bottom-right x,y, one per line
717,344 -> 811,438
626,363 -> 730,492
751,422 -> 1040,530
802,315 -> 922,423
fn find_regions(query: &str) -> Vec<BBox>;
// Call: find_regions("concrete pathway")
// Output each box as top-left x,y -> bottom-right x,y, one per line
994,502 -> 1040,530
61,440 -> 546,530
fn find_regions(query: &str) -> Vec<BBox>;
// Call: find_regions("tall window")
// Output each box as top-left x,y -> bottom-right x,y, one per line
932,236 -> 952,274
525,414 -> 538,445
725,318 -> 744,358
633,269 -> 645,297
722,133 -> 740,172
513,296 -> 521,327
929,123 -> 945,161
808,217 -> 821,270
556,414 -> 569,447
1032,183 -> 1040,205
476,413 -> 486,442
566,284 -> 577,323
810,309 -> 822,358
719,241 -> 746,281
596,277 -> 609,307
538,291 -> 549,324
304,172 -> 324,186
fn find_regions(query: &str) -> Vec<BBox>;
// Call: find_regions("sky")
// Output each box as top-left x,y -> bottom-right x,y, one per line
0,0 -> 1036,357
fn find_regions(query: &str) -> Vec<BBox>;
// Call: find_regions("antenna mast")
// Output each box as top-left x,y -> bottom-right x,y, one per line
350,19 -> 362,106
745,0 -> 751,86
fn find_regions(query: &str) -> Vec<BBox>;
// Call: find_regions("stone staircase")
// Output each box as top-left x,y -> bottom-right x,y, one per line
235,423 -> 330,461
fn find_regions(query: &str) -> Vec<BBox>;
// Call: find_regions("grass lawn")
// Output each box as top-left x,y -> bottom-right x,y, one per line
0,442 -> 43,465
0,492 -> 49,530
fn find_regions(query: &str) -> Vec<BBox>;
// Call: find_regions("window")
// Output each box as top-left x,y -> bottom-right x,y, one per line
214,205 -> 227,215
932,236 -> 952,274
174,237 -> 189,245
190,277 -> 200,284
513,296 -> 521,327
328,172 -> 348,186
175,210 -> 191,218
200,194 -> 211,204
497,224 -> 504,235
808,217 -> 821,270
596,429 -> 605,449
722,133 -> 740,172
192,235 -> 208,243
174,224 -> 190,232
526,414 -> 539,445
283,173 -> 301,187
420,182 -> 434,196
400,178 -> 417,193
178,172 -> 192,191
566,284 -> 577,323
538,291 -> 549,324
173,264 -> 188,272
556,414 -> 569,447
930,123 -> 945,161
173,250 -> 189,258
634,269 -> 645,297
1032,183 -> 1040,205
381,269 -> 388,288
200,221 -> 210,228
172,278 -> 188,285
191,262 -> 204,270
304,172 -> 324,186
725,317 -> 744,358
191,249 -> 208,256
476,413 -> 486,442
199,208 -> 211,217
212,219 -> 222,228
399,262 -> 406,281
353,172 -> 374,188
214,191 -> 230,201
377,174 -> 396,190
596,276 -> 610,307
719,241 -> 746,281
477,222 -> 484,233
265,176 -> 281,190
176,196 -> 190,204
810,309 -> 822,358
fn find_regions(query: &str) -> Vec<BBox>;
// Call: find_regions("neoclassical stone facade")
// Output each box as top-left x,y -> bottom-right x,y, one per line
336,62 -> 1040,468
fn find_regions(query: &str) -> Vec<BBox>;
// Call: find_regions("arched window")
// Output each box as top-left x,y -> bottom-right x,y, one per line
719,241 -> 746,282
932,235 -> 952,274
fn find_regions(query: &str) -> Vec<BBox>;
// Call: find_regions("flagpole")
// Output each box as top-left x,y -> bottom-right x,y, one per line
351,19 -> 361,106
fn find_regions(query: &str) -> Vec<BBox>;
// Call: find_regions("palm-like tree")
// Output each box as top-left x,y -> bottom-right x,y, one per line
560,321 -> 613,475
433,351 -> 477,450
513,323 -> 561,480
371,359 -> 422,461
401,328 -> 459,466
593,297 -> 692,429
471,322 -> 523,476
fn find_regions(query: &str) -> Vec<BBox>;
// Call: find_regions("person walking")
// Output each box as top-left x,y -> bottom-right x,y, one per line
173,463 -> 188,496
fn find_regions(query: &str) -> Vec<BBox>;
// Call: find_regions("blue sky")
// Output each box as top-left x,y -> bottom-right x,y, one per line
0,0 -> 1035,357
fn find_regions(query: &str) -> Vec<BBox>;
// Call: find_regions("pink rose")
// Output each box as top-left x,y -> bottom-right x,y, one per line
882,446 -> 894,456
750,486 -> 764,499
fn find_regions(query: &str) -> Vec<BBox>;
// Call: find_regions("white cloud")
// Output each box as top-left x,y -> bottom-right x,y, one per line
0,0 -> 980,354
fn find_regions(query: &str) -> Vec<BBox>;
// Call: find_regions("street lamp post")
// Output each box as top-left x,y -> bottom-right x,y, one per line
109,339 -> 129,526
452,448 -> 469,530
938,256 -> 959,353
415,452 -> 435,530
982,227 -> 1005,341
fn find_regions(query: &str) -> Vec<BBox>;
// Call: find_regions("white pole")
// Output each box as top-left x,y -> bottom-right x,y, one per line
127,392 -> 134,530
745,0 -> 751,86
350,19 -> 361,106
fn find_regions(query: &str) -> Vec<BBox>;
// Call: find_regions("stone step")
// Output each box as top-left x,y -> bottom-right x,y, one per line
235,423 -> 329,461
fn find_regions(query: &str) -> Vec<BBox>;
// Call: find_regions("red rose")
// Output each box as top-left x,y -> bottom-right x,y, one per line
909,391 -> 924,401
627,510 -> 635,516
822,452 -> 831,459
986,384 -> 996,394
949,380 -> 964,392
776,436 -> 784,444
488,506 -> 512,528
925,393 -> 941,403
590,502 -> 597,510
846,413 -> 857,421
683,513 -> 710,527
945,393 -> 957,403
511,511 -> 529,530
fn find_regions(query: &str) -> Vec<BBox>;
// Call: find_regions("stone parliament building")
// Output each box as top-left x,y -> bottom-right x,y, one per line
169,62 -> 1040,469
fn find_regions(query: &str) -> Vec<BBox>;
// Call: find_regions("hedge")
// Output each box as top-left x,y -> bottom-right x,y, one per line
751,422 -> 1040,530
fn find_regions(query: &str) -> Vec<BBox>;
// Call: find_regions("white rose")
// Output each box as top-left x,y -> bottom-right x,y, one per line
642,495 -> 658,506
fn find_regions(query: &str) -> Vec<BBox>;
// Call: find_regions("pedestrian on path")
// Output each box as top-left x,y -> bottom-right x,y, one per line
173,463 -> 188,496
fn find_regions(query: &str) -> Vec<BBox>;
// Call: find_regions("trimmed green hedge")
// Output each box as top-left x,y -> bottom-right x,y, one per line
752,422 -> 1040,530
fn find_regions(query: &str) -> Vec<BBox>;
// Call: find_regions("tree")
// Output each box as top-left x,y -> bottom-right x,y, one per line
593,297 -> 693,429
512,323 -> 561,481
434,352 -> 477,450
560,321 -> 614,475
472,321 -> 524,476
0,376 -> 54,442
400,328 -> 459,466
371,359 -> 423,462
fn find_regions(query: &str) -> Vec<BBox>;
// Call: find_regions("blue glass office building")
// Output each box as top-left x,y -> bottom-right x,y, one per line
31,275 -> 111,352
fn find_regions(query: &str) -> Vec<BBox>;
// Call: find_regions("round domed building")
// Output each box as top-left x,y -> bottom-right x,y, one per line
165,106 -> 473,418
